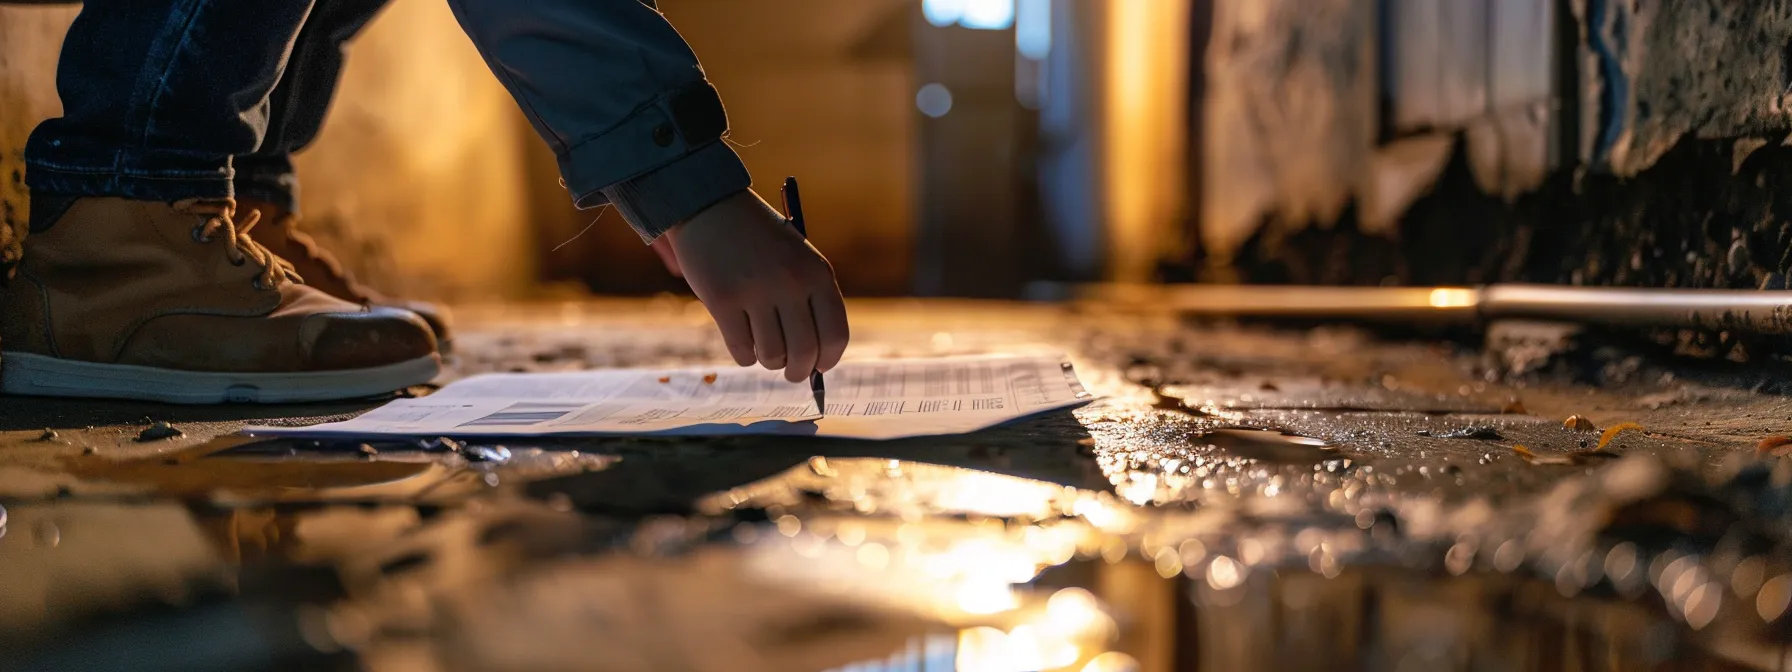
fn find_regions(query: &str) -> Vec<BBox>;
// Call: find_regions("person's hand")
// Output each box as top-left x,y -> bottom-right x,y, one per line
663,189 -> 849,382
649,236 -> 682,278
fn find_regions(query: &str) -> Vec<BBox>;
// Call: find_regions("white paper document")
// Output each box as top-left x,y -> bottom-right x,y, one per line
247,354 -> 1092,440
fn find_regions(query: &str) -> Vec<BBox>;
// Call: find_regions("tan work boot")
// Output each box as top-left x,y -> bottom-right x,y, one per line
237,199 -> 454,351
0,197 -> 440,404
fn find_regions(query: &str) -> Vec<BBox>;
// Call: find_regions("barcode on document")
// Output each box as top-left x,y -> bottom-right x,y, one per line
459,404 -> 582,427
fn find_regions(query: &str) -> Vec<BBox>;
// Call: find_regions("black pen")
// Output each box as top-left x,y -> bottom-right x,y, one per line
781,176 -> 826,415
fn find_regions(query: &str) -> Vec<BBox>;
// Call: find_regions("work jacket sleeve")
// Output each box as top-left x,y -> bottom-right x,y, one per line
447,0 -> 753,242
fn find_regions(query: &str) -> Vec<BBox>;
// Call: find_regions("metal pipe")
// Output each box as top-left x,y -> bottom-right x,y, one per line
1063,283 -> 1481,324
1061,282 -> 1792,334
1480,284 -> 1792,334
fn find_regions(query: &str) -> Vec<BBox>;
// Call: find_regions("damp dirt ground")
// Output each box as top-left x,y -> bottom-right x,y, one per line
1,298 -> 1789,672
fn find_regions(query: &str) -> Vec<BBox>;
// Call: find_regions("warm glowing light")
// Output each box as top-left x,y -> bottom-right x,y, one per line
1207,555 -> 1244,590
1684,582 -> 1721,630
1427,288 -> 1477,308
1103,0 -> 1190,282
932,472 -> 1062,519
1115,473 -> 1157,506
955,627 -> 1010,671
1045,588 -> 1103,633
1178,539 -> 1207,566
955,580 -> 1020,615
775,514 -> 801,537
1153,549 -> 1183,578
836,522 -> 866,547
857,542 -> 890,570
1000,625 -> 1049,671
1758,575 -> 1792,621
1081,651 -> 1142,672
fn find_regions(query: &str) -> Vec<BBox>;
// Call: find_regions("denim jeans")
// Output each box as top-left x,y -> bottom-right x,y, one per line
26,0 -> 390,216
28,0 -> 752,242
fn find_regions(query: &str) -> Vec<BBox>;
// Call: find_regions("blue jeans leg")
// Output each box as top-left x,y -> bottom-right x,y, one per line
25,0 -> 317,205
235,0 -> 391,215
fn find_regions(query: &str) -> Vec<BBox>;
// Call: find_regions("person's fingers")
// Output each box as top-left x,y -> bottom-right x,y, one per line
748,305 -> 787,370
810,290 -> 849,372
711,306 -> 756,366
649,237 -> 683,277
779,299 -> 820,383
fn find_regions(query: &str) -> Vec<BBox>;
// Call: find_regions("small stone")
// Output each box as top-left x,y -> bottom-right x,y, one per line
36,429 -> 57,442
136,422 -> 183,442
81,446 -> 97,456
358,444 -> 379,460
1564,415 -> 1596,431
1501,399 -> 1529,414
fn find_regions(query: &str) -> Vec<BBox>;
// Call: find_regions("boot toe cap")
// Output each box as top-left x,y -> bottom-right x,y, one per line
302,306 -> 440,371
385,300 -> 454,350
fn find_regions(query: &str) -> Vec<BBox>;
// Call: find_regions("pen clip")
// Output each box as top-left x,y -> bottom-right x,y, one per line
781,176 -> 806,237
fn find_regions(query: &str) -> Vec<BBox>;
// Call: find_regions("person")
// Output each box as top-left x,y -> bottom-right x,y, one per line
1,0 -> 850,404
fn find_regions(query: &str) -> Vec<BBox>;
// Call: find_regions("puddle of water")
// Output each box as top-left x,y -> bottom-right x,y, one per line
3,446 -> 1789,671
1192,428 -> 1335,464
33,437 -> 618,505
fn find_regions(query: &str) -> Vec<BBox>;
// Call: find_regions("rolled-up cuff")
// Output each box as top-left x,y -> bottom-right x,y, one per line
599,140 -> 752,242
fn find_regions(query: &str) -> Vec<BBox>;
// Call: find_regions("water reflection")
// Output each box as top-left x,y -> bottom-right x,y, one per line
3,444 -> 1790,671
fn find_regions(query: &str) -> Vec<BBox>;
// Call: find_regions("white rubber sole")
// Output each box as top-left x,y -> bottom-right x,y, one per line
1,351 -> 442,404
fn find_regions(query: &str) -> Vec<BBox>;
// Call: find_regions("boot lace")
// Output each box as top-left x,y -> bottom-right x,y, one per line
274,213 -> 372,303
173,199 -> 302,290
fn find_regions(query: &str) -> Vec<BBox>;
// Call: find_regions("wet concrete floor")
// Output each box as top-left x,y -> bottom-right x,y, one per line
1,298 -> 1790,671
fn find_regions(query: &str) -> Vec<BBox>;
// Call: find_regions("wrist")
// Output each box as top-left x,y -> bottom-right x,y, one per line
600,142 -> 752,244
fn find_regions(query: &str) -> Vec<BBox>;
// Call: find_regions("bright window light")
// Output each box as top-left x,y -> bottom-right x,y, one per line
1015,0 -> 1051,59
960,0 -> 1015,30
922,0 -> 966,27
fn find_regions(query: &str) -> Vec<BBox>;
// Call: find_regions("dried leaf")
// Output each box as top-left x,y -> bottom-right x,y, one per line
1758,435 -> 1792,456
1597,422 -> 1643,451
1563,415 -> 1596,431
658,376 -> 671,384
1512,443 -> 1616,466
703,373 -> 718,385
1512,444 -> 1571,465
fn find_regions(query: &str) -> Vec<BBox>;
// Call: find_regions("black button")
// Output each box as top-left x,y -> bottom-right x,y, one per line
652,124 -> 675,147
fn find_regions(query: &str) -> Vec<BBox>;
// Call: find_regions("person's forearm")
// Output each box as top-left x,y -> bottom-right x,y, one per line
446,0 -> 752,241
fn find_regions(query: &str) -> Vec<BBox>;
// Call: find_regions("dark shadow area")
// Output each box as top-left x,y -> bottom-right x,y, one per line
521,409 -> 1102,515
0,394 -> 400,432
